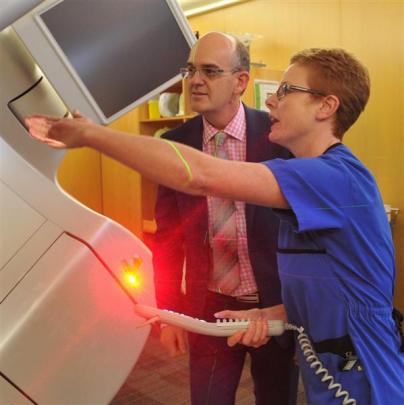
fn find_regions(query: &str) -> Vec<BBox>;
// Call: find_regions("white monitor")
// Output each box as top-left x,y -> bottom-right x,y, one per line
13,0 -> 196,124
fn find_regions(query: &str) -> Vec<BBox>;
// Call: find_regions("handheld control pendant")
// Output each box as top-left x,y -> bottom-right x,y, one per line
134,304 -> 286,336
135,304 -> 357,404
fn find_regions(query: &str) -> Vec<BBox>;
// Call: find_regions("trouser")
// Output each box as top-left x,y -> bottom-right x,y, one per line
189,291 -> 299,405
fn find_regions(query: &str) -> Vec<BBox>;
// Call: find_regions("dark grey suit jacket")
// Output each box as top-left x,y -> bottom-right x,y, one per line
153,104 -> 290,319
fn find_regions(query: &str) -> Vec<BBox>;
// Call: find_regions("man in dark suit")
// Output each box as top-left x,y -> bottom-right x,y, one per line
153,32 -> 297,405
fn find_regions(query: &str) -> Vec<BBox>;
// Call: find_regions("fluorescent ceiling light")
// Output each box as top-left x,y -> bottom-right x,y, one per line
178,0 -> 251,17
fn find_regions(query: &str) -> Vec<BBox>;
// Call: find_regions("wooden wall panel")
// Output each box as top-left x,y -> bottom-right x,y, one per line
103,109 -> 143,238
57,148 -> 102,213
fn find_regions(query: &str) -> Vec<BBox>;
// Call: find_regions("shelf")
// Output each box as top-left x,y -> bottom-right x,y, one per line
142,219 -> 157,234
140,114 -> 196,124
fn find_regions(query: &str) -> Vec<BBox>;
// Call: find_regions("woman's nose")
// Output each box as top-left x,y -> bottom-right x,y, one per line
265,93 -> 277,110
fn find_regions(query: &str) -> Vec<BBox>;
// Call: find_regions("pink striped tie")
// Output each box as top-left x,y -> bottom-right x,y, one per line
209,132 -> 240,295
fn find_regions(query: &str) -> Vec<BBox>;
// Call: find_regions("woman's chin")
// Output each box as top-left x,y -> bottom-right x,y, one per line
268,130 -> 282,145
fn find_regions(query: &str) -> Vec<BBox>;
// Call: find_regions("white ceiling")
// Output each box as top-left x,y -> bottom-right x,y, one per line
177,0 -> 251,17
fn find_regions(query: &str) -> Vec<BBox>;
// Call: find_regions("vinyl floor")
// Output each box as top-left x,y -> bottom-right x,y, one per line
110,329 -> 307,405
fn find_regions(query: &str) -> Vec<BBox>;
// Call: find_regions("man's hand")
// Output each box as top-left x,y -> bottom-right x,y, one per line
160,325 -> 188,357
25,111 -> 93,149
214,304 -> 287,348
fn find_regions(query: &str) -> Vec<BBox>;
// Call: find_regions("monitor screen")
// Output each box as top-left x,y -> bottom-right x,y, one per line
13,0 -> 195,124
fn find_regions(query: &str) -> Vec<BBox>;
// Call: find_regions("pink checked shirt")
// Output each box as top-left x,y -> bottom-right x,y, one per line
203,103 -> 258,296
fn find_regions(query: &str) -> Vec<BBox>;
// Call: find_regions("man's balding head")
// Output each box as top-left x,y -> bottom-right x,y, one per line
190,32 -> 250,72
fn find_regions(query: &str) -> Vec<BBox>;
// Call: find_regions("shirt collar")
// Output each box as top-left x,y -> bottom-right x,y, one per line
203,102 -> 246,145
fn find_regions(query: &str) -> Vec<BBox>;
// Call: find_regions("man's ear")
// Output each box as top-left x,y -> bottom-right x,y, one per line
235,71 -> 250,96
316,95 -> 340,121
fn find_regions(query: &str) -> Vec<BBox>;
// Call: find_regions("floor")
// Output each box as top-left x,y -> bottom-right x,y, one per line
110,328 -> 307,405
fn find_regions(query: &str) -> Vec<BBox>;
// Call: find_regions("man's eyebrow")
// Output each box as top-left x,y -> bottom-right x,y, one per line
201,64 -> 221,69
186,63 -> 221,69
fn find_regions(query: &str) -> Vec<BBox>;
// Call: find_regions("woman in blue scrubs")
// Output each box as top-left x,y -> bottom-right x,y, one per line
217,49 -> 404,404
27,48 -> 404,404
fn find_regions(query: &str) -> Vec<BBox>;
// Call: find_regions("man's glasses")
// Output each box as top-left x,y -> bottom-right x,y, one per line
180,66 -> 240,80
276,82 -> 326,100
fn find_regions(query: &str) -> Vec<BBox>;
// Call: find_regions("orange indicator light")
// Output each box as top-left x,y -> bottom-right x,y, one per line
125,271 -> 140,288
122,256 -> 143,289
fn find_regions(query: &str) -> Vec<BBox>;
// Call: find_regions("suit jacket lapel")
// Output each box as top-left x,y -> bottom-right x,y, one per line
185,115 -> 204,151
244,105 -> 261,233
245,105 -> 262,162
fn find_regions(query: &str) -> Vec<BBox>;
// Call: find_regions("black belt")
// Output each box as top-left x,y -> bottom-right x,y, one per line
313,334 -> 356,358
313,334 -> 361,372
235,292 -> 260,303
393,307 -> 404,352
208,290 -> 260,304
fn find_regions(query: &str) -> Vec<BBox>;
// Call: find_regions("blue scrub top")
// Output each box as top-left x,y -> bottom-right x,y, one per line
264,144 -> 404,405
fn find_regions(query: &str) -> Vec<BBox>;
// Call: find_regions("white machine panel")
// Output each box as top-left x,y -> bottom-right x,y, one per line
0,220 -> 62,302
0,1 -> 195,402
0,180 -> 46,269
0,376 -> 33,405
0,233 -> 149,405
8,75 -> 69,125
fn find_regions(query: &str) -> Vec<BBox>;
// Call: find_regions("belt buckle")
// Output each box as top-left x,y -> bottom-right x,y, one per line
236,292 -> 259,303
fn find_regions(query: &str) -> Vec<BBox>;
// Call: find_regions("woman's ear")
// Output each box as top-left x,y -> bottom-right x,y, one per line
316,95 -> 340,121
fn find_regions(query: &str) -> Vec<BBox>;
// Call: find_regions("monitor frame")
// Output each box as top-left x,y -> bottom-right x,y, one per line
13,0 -> 196,125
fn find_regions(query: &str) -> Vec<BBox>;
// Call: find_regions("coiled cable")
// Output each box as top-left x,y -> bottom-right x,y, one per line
286,323 -> 357,405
